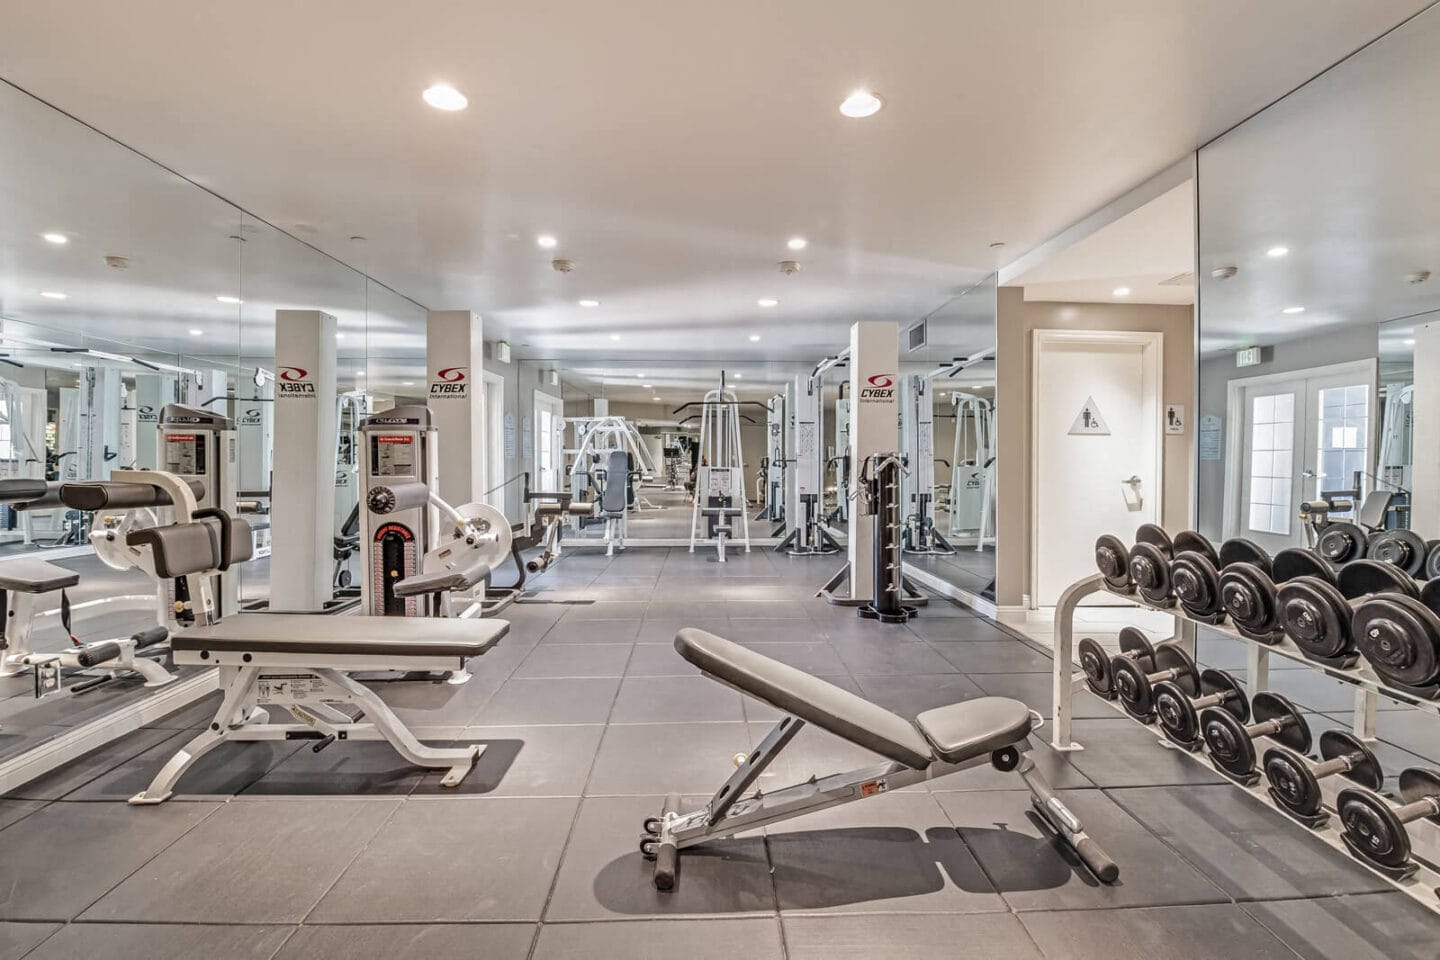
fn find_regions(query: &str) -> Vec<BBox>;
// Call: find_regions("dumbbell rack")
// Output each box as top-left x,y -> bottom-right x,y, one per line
1052,572 -> 1440,913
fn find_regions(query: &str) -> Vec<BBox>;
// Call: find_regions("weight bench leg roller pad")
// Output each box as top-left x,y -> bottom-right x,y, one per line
641,628 -> 1119,890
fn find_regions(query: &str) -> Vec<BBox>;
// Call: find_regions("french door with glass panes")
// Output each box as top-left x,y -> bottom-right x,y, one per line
1231,362 -> 1376,555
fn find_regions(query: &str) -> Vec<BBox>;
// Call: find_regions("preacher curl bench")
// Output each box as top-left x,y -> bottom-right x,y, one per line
643,628 -> 1118,890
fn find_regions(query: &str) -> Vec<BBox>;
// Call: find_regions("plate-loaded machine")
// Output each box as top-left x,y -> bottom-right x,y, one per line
776,373 -> 840,556
681,376 -> 762,562
641,629 -> 1118,891
358,406 -> 517,624
898,373 -> 954,556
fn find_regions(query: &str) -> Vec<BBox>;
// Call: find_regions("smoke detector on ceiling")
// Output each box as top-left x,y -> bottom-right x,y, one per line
1210,265 -> 1238,280
778,260 -> 801,275
1405,270 -> 1431,285
104,255 -> 130,270
552,258 -> 575,273
1159,272 -> 1195,286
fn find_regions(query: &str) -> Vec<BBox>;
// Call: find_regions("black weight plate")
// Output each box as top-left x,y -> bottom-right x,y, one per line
1252,692 -> 1312,753
1338,559 -> 1419,601
1173,531 -> 1218,568
1095,534 -> 1131,591
1263,746 -> 1323,818
1117,626 -> 1155,662
1219,563 -> 1278,639
1129,541 -> 1174,605
1317,522 -> 1367,564
1200,706 -> 1257,778
1276,576 -> 1353,661
1172,552 -> 1224,620
1318,730 -> 1384,791
1398,768 -> 1440,820
1422,579 -> 1440,618
1153,679 -> 1201,747
1153,645 -> 1200,693
1367,529 -> 1427,578
1219,538 -> 1271,574
1272,548 -> 1335,585
1199,669 -> 1249,721
1111,655 -> 1157,721
1426,541 -> 1440,581
1352,595 -> 1440,689
1077,637 -> 1114,698
1135,523 -> 1173,551
1337,787 -> 1412,870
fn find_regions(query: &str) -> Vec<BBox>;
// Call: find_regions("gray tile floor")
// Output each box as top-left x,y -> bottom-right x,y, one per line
0,546 -> 1434,958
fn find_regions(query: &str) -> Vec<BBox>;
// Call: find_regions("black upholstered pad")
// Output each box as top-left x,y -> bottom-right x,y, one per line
172,613 -> 507,659
675,628 -> 936,768
393,558 -> 493,597
0,479 -> 51,504
914,698 -> 1033,764
0,558 -> 81,593
60,477 -> 206,511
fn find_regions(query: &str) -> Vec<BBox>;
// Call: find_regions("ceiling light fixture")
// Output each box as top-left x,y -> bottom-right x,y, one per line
609,334 -> 621,341
839,89 -> 884,118
757,298 -> 779,307
578,299 -> 600,307
336,332 -> 345,340
636,372 -> 646,378
356,370 -> 366,377
402,381 -> 416,387
749,334 -> 761,342
421,83 -> 468,111
1112,287 -> 1131,297
42,232 -> 67,245
787,237 -> 808,251
643,384 -> 653,388
1404,338 -> 1416,346
1266,246 -> 1290,258
652,397 -> 662,402
216,295 -> 243,304
734,373 -> 743,379
188,329 -> 203,336
536,234 -> 558,249
1282,306 -> 1305,314
40,291 -> 66,300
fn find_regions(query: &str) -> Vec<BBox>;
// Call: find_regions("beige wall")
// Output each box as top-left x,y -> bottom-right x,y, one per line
995,288 -> 1195,607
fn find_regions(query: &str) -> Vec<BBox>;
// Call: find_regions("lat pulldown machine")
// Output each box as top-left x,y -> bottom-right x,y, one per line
777,373 -> 840,557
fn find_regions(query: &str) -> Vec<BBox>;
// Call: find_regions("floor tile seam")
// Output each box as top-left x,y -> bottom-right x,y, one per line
464,616 -> 537,725
295,796 -> 413,925
1096,784 -> 1244,906
928,779 -> 1025,924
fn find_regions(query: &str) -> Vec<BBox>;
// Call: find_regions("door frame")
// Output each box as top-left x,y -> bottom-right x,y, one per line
481,370 -> 505,510
1220,358 -> 1377,540
1029,329 -> 1164,607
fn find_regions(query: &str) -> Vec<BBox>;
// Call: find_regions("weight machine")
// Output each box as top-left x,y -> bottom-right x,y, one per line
948,392 -> 996,549
679,375 -> 762,560
567,415 -> 658,510
777,373 -> 840,556
753,394 -> 785,524
898,373 -> 954,555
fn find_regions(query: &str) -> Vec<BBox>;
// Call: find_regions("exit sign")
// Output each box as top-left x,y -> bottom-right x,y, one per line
1236,346 -> 1263,368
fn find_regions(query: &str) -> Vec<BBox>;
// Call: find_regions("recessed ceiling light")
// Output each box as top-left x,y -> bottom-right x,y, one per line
1282,306 -> 1305,314
643,384 -> 653,388
336,332 -> 345,340
749,334 -> 761,342
1112,287 -> 1131,297
40,291 -> 66,299
1404,338 -> 1416,346
609,334 -> 620,341
42,232 -> 67,245
402,381 -> 415,387
188,329 -> 203,336
757,298 -> 779,307
421,83 -> 468,111
652,397 -> 662,402
787,237 -> 808,251
536,234 -> 558,249
839,89 -> 884,118
216,295 -> 243,304
356,370 -> 366,377
578,299 -> 600,307
734,373 -> 744,379
636,372 -> 646,378
1266,246 -> 1290,258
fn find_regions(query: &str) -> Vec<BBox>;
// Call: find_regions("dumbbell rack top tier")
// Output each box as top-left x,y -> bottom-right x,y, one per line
1050,572 -> 1440,914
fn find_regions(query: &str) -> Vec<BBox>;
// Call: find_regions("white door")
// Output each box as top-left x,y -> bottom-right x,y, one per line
533,391 -> 565,493
1033,332 -> 1162,607
1227,362 -> 1376,552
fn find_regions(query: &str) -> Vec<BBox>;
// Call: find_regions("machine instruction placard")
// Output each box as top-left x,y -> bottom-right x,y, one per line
1199,415 -> 1223,461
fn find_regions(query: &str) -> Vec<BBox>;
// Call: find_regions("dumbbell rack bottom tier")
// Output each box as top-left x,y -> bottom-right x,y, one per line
1051,571 -> 1440,914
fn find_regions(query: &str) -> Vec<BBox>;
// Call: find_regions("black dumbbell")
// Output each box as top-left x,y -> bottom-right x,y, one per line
1219,547 -> 1335,644
1094,534 -> 1132,593
1316,519 -> 1368,565
1171,538 -> 1269,623
1110,636 -> 1201,723
1153,668 -> 1248,750
1350,578 -> 1440,698
1336,767 -> 1440,880
1263,730 -> 1384,828
1077,626 -> 1173,701
1200,691 -> 1311,785
1425,540 -> 1440,581
1367,529 -> 1428,578
1277,559 -> 1419,669
1127,524 -> 1177,607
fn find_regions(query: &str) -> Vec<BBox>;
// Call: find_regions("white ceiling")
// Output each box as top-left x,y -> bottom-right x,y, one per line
0,0 -> 1429,365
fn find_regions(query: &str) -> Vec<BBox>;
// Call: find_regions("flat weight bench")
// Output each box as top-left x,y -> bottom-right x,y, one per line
642,628 -> 1119,890
130,614 -> 507,804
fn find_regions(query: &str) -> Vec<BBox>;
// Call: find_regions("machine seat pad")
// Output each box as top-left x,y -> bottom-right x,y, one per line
393,557 -> 493,597
172,613 -> 507,659
0,558 -> 81,593
126,515 -> 253,578
61,478 -> 206,512
0,479 -> 52,505
914,698 -> 1034,764
675,628 -> 936,769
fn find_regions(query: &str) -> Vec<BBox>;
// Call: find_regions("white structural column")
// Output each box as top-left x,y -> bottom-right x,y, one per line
1412,318 -> 1440,534
847,321 -> 899,601
425,310 -> 485,506
270,310 -> 338,611
133,374 -> 175,469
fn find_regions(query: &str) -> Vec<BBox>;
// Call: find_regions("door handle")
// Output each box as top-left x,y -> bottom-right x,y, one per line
1123,475 -> 1142,485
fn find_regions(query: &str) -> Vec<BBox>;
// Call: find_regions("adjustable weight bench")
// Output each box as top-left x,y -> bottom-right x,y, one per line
130,613 -> 507,803
642,628 -> 1119,890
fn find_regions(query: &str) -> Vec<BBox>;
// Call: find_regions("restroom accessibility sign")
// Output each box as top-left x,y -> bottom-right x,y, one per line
1068,396 -> 1110,436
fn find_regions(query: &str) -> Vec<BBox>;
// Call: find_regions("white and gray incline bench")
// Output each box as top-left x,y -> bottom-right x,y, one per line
642,628 -> 1119,890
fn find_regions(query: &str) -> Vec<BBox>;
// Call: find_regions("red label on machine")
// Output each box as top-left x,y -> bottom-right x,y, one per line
374,522 -> 415,542
166,434 -> 197,442
376,435 -> 413,444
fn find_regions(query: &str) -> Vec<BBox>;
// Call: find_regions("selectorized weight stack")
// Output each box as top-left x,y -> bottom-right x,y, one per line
157,404 -> 243,619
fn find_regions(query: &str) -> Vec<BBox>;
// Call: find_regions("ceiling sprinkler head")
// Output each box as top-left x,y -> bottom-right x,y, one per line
104,255 -> 130,270
552,258 -> 575,273
1405,270 -> 1431,285
1210,265 -> 1238,280
778,259 -> 801,275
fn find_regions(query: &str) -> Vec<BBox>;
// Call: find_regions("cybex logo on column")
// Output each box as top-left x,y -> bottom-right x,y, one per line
859,374 -> 895,402
239,408 -> 264,426
429,366 -> 468,398
137,404 -> 158,423
277,367 -> 316,397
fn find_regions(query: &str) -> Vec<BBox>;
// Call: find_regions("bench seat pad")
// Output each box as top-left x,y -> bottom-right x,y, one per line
675,628 -> 935,769
0,558 -> 81,593
914,698 -> 1033,764
393,558 -> 493,597
172,613 -> 506,659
